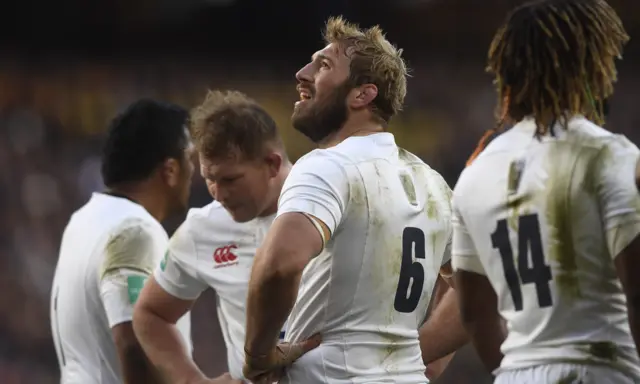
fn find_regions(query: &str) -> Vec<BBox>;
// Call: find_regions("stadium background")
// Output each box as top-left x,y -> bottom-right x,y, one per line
0,0 -> 638,382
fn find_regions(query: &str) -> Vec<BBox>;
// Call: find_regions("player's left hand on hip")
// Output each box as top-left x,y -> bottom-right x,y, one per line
243,334 -> 322,383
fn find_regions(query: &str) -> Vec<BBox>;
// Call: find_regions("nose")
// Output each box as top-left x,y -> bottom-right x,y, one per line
295,62 -> 314,84
213,184 -> 230,205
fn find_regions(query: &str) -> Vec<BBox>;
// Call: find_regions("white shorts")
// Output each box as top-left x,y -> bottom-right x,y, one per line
495,364 -> 635,384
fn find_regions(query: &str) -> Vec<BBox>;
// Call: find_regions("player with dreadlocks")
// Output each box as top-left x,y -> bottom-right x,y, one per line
450,0 -> 640,382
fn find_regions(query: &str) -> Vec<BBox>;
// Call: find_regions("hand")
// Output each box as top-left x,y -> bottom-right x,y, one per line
243,334 -> 322,383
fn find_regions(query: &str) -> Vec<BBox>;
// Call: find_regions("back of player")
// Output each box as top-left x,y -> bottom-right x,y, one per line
454,117 -> 640,381
281,134 -> 452,383
452,1 -> 640,382
51,194 -> 192,383
51,99 -> 194,383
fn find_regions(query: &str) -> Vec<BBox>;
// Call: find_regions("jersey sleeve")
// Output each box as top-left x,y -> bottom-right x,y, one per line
450,198 -> 486,275
597,136 -> 640,259
98,219 -> 162,328
441,234 -> 452,266
100,268 -> 154,328
277,153 -> 349,236
153,221 -> 208,301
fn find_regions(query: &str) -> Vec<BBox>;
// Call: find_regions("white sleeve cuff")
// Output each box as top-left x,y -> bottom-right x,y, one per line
452,253 -> 487,275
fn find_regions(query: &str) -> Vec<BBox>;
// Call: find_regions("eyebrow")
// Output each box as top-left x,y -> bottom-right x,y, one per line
312,53 -> 334,65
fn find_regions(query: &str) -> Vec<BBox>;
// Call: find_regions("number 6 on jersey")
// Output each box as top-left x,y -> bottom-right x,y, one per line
394,227 -> 426,313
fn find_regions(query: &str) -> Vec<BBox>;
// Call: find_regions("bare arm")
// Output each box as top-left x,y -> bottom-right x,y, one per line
419,263 -> 469,367
614,236 -> 640,357
454,270 -> 505,372
133,276 -> 204,384
245,213 -> 327,356
112,322 -> 162,384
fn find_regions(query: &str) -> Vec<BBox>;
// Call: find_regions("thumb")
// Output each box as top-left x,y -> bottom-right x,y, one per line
279,334 -> 322,363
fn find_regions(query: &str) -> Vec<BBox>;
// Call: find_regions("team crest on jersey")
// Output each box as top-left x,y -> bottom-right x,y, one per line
213,244 -> 239,268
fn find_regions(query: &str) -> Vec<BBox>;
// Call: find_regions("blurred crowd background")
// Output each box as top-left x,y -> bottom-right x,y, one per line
0,0 -> 639,382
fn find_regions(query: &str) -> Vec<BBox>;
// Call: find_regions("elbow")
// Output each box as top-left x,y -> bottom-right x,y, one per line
132,302 -> 153,339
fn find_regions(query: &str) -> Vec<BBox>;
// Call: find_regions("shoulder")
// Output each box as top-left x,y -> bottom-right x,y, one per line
400,147 -> 452,199
287,149 -> 350,187
100,216 -> 166,278
177,200 -> 241,245
571,119 -> 638,154
108,216 -> 164,250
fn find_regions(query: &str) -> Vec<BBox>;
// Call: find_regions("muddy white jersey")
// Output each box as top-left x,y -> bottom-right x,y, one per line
452,116 -> 640,378
153,201 -> 285,380
277,133 -> 452,383
51,193 -> 192,384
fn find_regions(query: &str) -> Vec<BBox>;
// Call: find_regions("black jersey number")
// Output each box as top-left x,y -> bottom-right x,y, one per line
394,227 -> 426,313
491,214 -> 553,311
52,286 -> 66,366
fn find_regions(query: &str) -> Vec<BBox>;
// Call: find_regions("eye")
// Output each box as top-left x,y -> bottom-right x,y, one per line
220,176 -> 240,184
320,61 -> 330,69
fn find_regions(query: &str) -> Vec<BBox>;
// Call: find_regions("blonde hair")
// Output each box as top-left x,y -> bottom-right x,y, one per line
324,16 -> 409,123
190,90 -> 284,160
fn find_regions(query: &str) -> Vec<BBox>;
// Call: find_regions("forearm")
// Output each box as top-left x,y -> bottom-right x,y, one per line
465,316 -> 505,372
245,267 -> 301,355
419,289 -> 468,364
133,309 -> 204,384
118,343 -> 163,384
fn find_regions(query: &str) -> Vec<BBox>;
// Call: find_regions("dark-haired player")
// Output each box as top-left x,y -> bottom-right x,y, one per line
50,99 -> 195,384
451,0 -> 640,382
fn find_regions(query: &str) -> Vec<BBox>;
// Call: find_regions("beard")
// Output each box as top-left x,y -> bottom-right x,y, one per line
291,82 -> 351,144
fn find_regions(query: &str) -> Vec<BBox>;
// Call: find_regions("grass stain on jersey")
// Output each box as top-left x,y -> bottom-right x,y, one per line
350,179 -> 366,207
587,341 -> 618,361
400,173 -> 418,206
380,333 -> 403,370
101,220 -> 155,279
545,144 -> 581,299
426,194 -> 439,219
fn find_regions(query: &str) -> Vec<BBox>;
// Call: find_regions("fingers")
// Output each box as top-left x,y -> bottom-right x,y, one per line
245,334 -> 322,382
251,367 -> 285,384
278,333 -> 322,364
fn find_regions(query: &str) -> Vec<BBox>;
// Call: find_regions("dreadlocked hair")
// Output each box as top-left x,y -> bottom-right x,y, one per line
487,0 -> 629,136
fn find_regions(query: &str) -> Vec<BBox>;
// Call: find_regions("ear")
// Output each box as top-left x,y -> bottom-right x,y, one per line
264,152 -> 283,178
348,84 -> 378,109
161,158 -> 181,188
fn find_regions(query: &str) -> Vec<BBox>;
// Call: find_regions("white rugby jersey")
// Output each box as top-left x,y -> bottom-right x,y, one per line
50,193 -> 192,384
452,116 -> 640,379
153,201 -> 284,380
277,133 -> 452,384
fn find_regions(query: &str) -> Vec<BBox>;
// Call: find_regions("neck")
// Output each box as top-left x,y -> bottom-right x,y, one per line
258,161 -> 293,218
106,182 -> 167,222
318,115 -> 384,149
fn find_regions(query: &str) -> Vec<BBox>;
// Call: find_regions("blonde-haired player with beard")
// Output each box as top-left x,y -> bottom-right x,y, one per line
243,17 -> 468,384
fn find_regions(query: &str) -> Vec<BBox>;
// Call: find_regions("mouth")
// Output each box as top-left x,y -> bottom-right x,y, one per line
295,86 -> 313,107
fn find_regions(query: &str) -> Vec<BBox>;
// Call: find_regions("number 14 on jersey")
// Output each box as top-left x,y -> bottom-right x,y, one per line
491,214 -> 553,312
